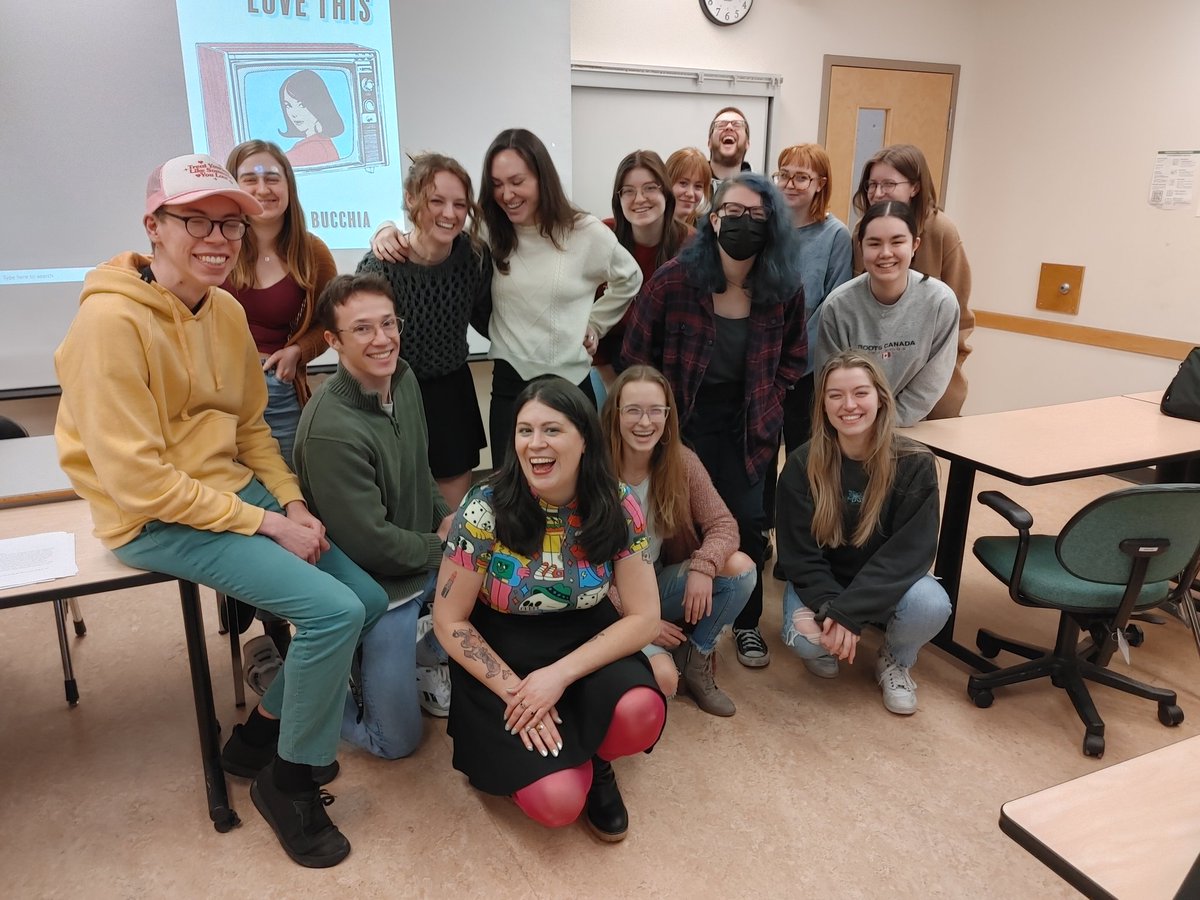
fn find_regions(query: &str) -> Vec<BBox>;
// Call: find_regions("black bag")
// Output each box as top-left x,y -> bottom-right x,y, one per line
1161,347 -> 1200,422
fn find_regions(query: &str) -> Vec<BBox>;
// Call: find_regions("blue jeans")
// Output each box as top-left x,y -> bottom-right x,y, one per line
650,561 -> 755,655
781,575 -> 950,668
342,574 -> 441,760
263,368 -> 302,465
113,479 -> 388,767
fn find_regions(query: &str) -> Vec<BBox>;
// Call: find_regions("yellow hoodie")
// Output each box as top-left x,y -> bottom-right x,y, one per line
55,252 -> 304,548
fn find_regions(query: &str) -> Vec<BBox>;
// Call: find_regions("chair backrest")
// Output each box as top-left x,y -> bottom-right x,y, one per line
0,415 -> 30,440
1057,483 -> 1200,585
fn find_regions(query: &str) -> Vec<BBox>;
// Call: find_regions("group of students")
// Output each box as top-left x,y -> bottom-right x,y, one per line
51,107 -> 972,868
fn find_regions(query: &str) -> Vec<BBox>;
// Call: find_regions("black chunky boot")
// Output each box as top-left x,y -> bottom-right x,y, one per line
584,756 -> 628,842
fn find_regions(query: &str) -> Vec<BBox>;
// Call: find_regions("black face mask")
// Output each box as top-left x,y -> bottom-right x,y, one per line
716,213 -> 768,261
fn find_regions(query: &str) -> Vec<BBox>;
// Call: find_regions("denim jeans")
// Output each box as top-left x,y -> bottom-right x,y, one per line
263,368 -> 302,465
653,561 -> 755,655
341,574 -> 441,760
113,478 -> 388,767
781,574 -> 950,668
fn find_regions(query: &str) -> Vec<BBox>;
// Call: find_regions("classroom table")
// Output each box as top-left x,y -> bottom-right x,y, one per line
0,499 -> 239,833
1000,735 -> 1200,899
902,395 -> 1200,671
0,434 -> 74,508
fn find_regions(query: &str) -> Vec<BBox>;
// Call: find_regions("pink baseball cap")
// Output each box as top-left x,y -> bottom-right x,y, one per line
145,153 -> 263,216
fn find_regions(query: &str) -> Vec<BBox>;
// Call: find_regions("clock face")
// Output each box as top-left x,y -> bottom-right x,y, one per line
699,0 -> 753,26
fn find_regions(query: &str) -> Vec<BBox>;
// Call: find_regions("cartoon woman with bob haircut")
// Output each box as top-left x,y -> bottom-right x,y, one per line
278,70 -> 344,167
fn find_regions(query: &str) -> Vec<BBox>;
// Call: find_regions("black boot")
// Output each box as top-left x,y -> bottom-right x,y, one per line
585,756 -> 628,842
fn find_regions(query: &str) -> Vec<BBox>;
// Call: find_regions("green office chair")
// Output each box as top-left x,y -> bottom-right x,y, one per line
966,483 -> 1200,759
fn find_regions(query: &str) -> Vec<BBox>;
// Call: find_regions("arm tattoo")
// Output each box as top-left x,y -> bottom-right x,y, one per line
452,626 -> 513,680
639,548 -> 653,565
440,571 -> 457,598
585,629 -> 609,645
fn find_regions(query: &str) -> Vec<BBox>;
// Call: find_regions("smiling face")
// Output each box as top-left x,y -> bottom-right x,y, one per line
283,90 -> 319,136
861,214 -> 919,303
618,166 -> 667,236
491,149 -> 540,227
708,114 -> 749,167
823,365 -> 880,457
616,379 -> 668,458
515,399 -> 585,506
776,164 -> 824,222
671,173 -> 706,221
411,169 -> 469,253
866,161 -> 919,205
145,195 -> 243,307
325,291 -> 399,397
235,151 -> 289,225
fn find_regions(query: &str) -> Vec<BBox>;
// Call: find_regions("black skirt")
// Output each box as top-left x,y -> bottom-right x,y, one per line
417,362 -> 486,478
447,600 -> 664,796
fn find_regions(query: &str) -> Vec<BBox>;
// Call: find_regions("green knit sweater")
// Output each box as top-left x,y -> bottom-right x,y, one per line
295,362 -> 452,604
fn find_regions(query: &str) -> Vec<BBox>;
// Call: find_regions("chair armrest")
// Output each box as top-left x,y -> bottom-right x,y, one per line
977,491 -> 1034,531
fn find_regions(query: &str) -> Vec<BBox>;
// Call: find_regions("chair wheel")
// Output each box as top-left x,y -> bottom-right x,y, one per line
976,632 -> 1001,659
1158,703 -> 1185,727
1050,673 -> 1065,688
1083,733 -> 1105,758
73,620 -> 87,637
968,686 -> 994,708
1124,625 -> 1144,647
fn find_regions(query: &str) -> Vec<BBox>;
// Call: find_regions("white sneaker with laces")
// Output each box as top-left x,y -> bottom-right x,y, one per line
875,649 -> 918,715
416,663 -> 451,717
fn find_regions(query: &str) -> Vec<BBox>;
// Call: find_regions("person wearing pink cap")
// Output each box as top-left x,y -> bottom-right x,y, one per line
53,153 -> 387,869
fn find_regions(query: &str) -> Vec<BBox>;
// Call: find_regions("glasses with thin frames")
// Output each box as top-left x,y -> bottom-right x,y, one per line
716,201 -> 769,223
866,179 -> 911,195
337,316 -> 404,342
161,212 -> 248,240
772,171 -> 818,190
711,118 -> 747,132
619,405 -> 670,423
617,183 -> 663,201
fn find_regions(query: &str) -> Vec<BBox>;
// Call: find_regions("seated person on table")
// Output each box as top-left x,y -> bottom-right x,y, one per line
432,376 -> 665,843
775,350 -> 950,715
294,273 -> 455,760
813,201 -> 958,426
53,154 -> 387,869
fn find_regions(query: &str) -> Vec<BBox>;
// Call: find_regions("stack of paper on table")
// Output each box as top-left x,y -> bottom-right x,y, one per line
0,532 -> 78,590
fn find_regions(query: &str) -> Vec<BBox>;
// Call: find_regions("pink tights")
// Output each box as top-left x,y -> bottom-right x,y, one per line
512,687 -> 666,828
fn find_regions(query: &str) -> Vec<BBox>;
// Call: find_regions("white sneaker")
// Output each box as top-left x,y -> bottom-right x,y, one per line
243,635 -> 283,697
802,654 -> 840,679
416,663 -> 451,717
875,650 -> 917,715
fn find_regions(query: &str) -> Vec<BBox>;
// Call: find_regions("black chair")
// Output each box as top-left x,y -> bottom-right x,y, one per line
966,483 -> 1200,758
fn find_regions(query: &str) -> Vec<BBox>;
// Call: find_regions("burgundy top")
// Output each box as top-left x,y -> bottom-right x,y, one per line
223,273 -> 305,355
595,218 -> 665,366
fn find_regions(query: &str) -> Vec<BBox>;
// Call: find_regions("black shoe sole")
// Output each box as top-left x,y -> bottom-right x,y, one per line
584,815 -> 628,843
250,780 -> 351,868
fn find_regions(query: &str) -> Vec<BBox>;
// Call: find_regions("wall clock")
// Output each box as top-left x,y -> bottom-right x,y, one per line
699,0 -> 753,26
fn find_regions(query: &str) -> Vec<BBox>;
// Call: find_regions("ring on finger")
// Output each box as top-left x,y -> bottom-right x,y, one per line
537,723 -> 546,732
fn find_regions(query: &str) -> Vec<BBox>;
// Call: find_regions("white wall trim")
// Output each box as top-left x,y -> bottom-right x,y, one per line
571,61 -> 782,96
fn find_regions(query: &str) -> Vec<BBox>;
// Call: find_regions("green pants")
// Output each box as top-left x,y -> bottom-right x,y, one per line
113,479 -> 388,766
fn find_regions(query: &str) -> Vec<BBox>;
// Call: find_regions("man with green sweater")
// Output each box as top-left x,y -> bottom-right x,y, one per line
295,273 -> 454,759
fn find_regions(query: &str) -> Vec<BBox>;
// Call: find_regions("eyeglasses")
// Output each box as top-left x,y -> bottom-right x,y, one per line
336,316 -> 404,342
619,405 -> 670,422
617,183 -> 663,201
161,212 -> 248,240
866,179 -> 911,195
716,201 -> 769,222
772,171 -> 818,190
711,119 -> 747,132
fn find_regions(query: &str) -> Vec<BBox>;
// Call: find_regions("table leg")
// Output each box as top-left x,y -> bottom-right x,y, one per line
52,599 -> 79,706
179,580 -> 240,833
930,460 -> 996,672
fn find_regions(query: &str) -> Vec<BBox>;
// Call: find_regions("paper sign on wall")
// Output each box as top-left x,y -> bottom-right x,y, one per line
1148,150 -> 1198,211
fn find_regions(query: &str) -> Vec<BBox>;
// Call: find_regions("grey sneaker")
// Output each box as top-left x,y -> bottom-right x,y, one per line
875,650 -> 918,715
734,628 -> 771,668
416,663 -> 451,717
243,635 -> 283,697
802,654 -> 840,679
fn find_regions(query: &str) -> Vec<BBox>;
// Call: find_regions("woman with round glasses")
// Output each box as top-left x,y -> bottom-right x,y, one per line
593,151 -> 691,386
620,172 -> 807,670
601,366 -> 755,716
356,153 -> 493,508
851,144 -> 973,419
223,140 -> 336,465
664,147 -> 713,228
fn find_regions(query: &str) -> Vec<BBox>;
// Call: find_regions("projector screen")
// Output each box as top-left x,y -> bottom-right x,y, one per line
0,0 -> 570,394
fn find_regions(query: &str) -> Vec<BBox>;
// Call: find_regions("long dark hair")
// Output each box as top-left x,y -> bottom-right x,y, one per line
277,70 -> 344,138
479,128 -> 580,274
856,200 -> 929,285
610,150 -> 687,270
492,377 -> 626,563
676,172 -> 804,306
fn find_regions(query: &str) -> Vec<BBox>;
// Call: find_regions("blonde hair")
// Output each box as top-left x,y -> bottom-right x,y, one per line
776,143 -> 833,223
664,147 -> 713,227
807,350 -> 926,547
403,152 -> 485,257
601,366 -> 690,539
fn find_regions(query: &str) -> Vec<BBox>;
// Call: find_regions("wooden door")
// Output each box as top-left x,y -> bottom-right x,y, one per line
819,58 -> 959,226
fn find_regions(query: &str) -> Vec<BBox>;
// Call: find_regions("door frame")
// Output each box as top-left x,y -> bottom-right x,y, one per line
817,55 -> 961,205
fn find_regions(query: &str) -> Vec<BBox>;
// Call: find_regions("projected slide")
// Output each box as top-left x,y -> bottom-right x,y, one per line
177,0 -> 402,250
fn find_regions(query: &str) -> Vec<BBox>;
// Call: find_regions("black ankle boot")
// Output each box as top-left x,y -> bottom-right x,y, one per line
585,756 -> 628,842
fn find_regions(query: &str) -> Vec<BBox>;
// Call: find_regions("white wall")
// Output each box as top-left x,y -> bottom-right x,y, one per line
572,0 -> 1199,413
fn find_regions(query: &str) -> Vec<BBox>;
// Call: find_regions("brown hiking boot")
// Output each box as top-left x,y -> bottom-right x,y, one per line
680,643 -> 736,717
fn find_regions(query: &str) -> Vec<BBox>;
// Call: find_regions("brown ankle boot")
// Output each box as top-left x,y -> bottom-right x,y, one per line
681,644 -> 736,717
